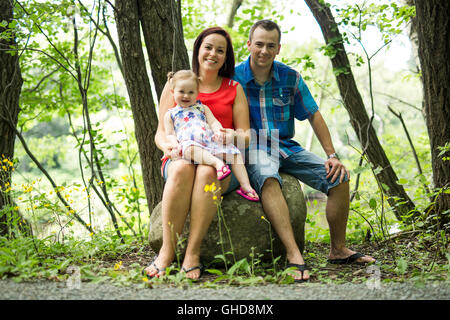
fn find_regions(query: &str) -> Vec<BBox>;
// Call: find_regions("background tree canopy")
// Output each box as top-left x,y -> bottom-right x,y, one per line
0,0 -> 448,284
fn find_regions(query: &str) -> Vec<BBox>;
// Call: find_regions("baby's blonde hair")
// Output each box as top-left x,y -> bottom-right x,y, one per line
167,70 -> 200,90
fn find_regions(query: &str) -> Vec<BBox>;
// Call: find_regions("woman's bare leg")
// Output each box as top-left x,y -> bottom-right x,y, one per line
144,160 -> 195,277
181,164 -> 229,279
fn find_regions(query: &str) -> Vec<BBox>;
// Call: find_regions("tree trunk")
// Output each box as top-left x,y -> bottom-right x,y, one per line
227,0 -> 244,28
138,0 -> 190,100
114,0 -> 163,214
305,0 -> 416,220
414,0 -> 450,224
0,0 -> 25,236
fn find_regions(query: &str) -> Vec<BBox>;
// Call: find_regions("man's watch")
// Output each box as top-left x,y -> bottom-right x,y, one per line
327,153 -> 340,160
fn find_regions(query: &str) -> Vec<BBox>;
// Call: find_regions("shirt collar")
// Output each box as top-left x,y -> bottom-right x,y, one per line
243,55 -> 280,83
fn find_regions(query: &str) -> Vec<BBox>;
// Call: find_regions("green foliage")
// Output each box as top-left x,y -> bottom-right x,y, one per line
1,0 -> 446,288
335,1 -> 415,44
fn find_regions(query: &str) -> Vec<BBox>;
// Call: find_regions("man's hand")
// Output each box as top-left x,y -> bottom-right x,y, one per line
325,157 -> 350,183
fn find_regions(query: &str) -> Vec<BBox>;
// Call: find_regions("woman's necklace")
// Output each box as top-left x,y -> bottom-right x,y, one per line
199,75 -> 222,93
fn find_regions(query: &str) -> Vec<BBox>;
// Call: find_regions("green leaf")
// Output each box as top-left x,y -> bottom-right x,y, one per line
396,258 -> 408,275
369,198 -> 377,210
205,269 -> 223,276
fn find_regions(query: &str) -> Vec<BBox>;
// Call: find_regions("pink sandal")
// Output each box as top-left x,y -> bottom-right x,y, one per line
217,165 -> 231,181
236,187 -> 260,202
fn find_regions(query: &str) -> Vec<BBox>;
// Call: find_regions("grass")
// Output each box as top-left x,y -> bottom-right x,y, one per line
0,227 -> 448,290
97,232 -> 449,288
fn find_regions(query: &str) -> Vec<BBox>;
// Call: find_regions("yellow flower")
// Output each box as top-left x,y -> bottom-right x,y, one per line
142,277 -> 148,282
114,261 -> 122,270
204,184 -> 211,192
89,232 -> 94,237
212,196 -> 217,200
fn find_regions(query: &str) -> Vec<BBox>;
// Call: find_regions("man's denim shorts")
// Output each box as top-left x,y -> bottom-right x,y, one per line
161,158 -> 240,195
245,149 -> 349,196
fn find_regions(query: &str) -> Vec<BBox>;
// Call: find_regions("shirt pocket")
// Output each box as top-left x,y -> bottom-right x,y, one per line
272,88 -> 292,121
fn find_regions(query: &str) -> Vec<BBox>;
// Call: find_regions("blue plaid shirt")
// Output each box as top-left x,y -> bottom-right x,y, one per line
234,56 -> 318,158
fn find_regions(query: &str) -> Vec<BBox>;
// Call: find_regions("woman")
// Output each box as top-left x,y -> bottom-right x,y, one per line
144,27 -> 251,280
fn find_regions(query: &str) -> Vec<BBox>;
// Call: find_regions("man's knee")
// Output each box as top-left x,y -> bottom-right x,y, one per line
328,179 -> 350,197
261,177 -> 282,194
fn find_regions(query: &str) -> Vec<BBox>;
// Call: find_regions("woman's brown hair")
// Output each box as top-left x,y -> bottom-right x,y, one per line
192,27 -> 235,78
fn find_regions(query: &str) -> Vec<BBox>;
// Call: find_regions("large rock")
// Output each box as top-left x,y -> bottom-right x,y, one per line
148,173 -> 306,265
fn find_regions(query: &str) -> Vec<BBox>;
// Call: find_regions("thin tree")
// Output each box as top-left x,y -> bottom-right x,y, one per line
114,0 -> 164,213
304,0 -> 416,220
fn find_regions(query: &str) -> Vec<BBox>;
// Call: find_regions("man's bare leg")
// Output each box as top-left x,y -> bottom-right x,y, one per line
326,181 -> 375,263
260,178 -> 309,281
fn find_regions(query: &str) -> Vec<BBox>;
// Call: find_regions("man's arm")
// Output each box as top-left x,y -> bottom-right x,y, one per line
308,111 -> 350,183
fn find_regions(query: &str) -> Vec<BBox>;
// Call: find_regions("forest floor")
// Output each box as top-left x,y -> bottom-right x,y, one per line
111,233 -> 449,286
0,232 -> 448,302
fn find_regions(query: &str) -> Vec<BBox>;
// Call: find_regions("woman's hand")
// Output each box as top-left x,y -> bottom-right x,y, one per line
163,140 -> 182,160
213,128 -> 235,145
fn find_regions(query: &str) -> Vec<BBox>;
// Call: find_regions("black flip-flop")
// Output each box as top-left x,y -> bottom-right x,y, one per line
142,256 -> 163,277
286,263 -> 309,283
327,252 -> 370,264
181,264 -> 204,280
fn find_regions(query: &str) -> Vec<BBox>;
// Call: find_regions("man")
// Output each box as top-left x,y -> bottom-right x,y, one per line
233,20 -> 375,282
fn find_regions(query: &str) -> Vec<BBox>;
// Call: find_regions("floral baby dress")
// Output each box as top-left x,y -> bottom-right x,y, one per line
169,103 -> 240,157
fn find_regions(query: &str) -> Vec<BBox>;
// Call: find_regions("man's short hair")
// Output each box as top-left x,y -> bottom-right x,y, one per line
249,20 -> 281,44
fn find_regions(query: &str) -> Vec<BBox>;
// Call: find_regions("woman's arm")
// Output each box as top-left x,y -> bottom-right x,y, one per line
204,105 -> 226,144
155,81 -> 177,155
204,105 -> 223,133
163,112 -> 181,159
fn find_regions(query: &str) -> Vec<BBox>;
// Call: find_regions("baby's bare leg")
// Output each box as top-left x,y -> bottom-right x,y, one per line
229,154 -> 258,200
184,145 -> 223,169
